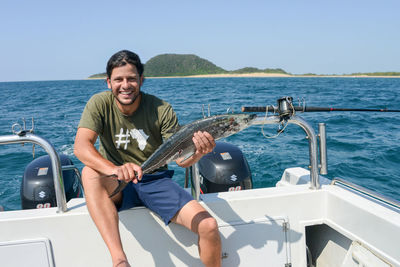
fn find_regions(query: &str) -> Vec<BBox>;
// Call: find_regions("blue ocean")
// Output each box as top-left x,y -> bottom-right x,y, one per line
1,77 -> 400,210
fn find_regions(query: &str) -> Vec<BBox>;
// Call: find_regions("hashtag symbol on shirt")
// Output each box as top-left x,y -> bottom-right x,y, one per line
115,128 -> 131,150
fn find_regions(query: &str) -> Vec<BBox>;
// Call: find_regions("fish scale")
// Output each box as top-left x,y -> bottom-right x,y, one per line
109,113 -> 257,197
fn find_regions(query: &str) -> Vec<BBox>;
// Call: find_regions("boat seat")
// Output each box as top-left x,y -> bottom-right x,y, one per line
341,241 -> 392,267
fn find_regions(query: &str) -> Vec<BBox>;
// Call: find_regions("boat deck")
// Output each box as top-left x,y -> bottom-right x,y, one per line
1,168 -> 399,267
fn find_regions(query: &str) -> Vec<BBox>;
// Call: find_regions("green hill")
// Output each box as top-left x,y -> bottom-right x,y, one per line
231,67 -> 288,74
88,54 -> 400,78
88,53 -> 289,78
88,73 -> 107,79
350,72 -> 400,76
144,54 -> 227,77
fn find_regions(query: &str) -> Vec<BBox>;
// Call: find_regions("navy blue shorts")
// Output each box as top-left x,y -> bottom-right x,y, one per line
117,170 -> 194,225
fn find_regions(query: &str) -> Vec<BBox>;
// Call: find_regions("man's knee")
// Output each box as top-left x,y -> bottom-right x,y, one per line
198,216 -> 219,238
81,167 -> 116,192
81,166 -> 103,189
81,166 -> 122,204
81,166 -> 95,180
82,165 -> 100,177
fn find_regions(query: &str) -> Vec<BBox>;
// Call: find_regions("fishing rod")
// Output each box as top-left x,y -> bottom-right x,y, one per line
241,96 -> 400,114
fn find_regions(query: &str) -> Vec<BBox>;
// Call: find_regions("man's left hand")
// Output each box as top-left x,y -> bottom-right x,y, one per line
192,131 -> 216,156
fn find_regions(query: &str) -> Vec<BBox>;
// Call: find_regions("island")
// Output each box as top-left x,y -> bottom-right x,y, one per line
88,54 -> 400,79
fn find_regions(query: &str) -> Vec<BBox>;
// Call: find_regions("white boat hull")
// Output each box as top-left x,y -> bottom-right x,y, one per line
1,168 -> 399,266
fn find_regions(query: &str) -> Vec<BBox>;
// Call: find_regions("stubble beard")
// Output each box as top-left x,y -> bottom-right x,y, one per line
112,86 -> 140,106
116,92 -> 138,106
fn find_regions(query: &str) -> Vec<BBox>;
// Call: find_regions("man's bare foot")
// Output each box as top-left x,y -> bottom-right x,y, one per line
114,260 -> 130,267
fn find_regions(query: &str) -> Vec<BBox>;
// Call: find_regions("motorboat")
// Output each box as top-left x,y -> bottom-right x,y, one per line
0,97 -> 399,267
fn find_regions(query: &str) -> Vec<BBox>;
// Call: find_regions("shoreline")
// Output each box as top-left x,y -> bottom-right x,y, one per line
88,72 -> 400,79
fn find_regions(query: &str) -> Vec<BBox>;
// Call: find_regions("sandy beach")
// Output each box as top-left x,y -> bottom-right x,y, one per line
185,72 -> 292,78
147,73 -> 400,79
87,73 -> 290,79
88,73 -> 400,79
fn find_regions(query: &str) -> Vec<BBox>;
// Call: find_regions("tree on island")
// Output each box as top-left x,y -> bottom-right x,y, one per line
88,54 -> 288,78
88,54 -> 400,78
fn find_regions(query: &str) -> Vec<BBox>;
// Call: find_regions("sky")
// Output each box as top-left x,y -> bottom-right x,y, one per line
0,0 -> 399,82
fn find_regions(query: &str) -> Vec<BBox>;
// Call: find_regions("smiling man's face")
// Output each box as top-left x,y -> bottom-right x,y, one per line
107,63 -> 143,109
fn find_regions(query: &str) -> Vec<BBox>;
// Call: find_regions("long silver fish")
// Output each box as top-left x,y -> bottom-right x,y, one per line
108,113 -> 257,197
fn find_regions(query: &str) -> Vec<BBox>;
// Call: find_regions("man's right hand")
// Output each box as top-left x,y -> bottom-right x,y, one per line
113,163 -> 143,184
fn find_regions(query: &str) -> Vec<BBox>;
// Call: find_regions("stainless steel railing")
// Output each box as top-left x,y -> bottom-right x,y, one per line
252,115 -> 321,190
0,133 -> 68,213
191,114 -> 326,200
331,178 -> 400,211
318,123 -> 328,175
62,165 -> 83,187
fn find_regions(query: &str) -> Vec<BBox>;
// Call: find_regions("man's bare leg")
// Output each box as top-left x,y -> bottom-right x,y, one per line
82,166 -> 130,267
172,200 -> 221,267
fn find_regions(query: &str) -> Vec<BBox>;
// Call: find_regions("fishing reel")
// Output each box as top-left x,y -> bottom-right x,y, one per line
273,96 -> 296,134
277,96 -> 295,120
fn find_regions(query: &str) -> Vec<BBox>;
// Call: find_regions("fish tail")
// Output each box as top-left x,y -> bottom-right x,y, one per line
109,181 -> 128,198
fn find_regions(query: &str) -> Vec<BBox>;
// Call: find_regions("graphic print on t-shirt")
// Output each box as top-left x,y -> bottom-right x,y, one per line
115,128 -> 149,151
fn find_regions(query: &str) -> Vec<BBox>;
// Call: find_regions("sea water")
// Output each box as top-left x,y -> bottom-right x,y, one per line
1,77 -> 399,210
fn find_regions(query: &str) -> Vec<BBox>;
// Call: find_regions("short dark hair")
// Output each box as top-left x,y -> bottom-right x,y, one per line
106,50 -> 144,78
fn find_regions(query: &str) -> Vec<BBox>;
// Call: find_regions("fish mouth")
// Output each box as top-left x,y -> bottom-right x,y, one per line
243,113 -> 257,123
248,114 -> 257,120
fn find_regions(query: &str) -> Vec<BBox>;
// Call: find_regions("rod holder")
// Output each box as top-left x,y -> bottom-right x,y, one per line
319,123 -> 328,175
251,115 -> 321,189
192,163 -> 201,201
0,133 -> 68,213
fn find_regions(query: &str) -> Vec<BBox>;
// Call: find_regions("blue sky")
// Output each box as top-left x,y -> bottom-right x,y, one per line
0,0 -> 399,82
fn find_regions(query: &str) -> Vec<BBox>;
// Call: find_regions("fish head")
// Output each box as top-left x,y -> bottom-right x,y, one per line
228,113 -> 257,128
237,113 -> 257,125
213,113 -> 257,139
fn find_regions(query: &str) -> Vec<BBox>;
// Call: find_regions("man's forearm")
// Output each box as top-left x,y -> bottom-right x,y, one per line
176,152 -> 204,168
74,143 -> 116,175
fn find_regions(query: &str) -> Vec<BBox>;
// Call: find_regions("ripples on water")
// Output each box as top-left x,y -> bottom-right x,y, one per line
1,77 -> 400,210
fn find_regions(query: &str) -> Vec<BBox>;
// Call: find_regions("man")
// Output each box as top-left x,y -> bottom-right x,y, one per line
74,50 -> 221,267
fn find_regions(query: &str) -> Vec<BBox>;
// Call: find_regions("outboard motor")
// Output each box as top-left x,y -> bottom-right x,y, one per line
190,142 -> 252,194
21,154 -> 83,209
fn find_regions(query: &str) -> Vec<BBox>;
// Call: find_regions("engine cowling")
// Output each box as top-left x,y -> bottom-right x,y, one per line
190,142 -> 253,194
21,154 -> 82,209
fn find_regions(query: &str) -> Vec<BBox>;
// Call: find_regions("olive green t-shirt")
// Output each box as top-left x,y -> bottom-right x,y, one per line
78,91 -> 179,167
